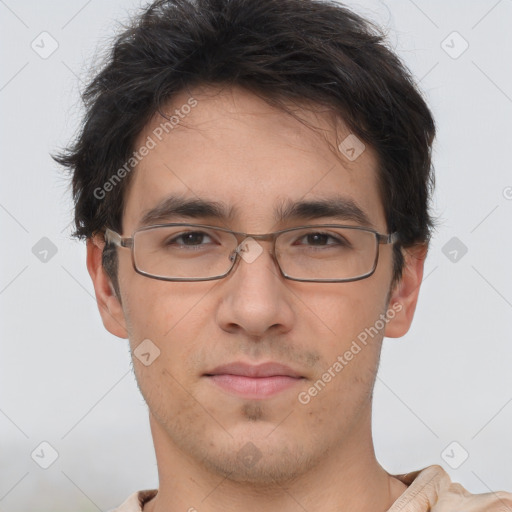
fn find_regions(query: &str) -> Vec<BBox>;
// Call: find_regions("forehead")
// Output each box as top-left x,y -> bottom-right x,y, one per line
122,85 -> 386,233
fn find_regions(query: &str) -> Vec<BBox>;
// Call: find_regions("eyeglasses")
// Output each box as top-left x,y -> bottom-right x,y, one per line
104,223 -> 399,283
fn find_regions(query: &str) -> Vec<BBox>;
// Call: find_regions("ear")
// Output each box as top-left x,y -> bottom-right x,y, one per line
384,243 -> 427,338
86,235 -> 128,339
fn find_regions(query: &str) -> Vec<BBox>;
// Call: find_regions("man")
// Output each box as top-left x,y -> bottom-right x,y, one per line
55,0 -> 512,510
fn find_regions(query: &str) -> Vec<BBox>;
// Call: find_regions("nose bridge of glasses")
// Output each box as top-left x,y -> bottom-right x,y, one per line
229,231 -> 278,264
232,230 -> 277,242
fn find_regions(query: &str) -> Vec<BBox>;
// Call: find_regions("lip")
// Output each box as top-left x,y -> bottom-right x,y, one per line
204,362 -> 304,399
205,362 -> 303,378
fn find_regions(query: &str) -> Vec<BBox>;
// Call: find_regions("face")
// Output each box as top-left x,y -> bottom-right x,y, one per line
89,84 -> 423,485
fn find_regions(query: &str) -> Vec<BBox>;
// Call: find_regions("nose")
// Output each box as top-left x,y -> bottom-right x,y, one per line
216,237 -> 295,338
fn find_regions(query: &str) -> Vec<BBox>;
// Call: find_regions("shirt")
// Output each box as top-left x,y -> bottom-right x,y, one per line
109,464 -> 512,511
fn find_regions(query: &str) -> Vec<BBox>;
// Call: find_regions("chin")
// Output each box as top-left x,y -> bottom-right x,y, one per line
199,440 -> 316,486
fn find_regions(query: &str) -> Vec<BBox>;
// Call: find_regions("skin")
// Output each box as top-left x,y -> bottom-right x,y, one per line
87,84 -> 427,512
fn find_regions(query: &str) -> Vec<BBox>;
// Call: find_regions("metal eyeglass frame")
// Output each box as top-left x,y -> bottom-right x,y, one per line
104,223 -> 400,283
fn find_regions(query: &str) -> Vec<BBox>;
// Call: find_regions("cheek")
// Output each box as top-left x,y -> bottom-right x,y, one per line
124,286 -> 209,425
297,285 -> 387,408
294,334 -> 381,448
122,277 -> 219,385
299,283 -> 388,349
122,269 -> 214,337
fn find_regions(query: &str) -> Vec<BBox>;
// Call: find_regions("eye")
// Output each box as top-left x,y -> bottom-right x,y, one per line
294,231 -> 351,248
167,231 -> 214,246
159,230 -> 222,251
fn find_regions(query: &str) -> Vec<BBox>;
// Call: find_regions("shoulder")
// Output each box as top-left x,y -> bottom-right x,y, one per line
108,489 -> 158,512
388,465 -> 512,512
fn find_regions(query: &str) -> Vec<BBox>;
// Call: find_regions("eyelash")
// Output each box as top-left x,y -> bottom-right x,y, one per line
166,230 -> 348,248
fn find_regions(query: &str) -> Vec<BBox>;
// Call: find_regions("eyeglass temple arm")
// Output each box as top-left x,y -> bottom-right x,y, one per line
104,228 -> 133,248
378,232 -> 400,244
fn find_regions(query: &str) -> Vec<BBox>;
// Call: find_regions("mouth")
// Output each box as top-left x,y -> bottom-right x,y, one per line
203,362 -> 305,399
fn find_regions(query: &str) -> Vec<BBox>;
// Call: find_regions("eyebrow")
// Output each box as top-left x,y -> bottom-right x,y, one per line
137,194 -> 374,230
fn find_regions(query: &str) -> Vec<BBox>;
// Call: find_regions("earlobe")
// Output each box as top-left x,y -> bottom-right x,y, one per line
86,235 -> 128,339
384,244 -> 427,339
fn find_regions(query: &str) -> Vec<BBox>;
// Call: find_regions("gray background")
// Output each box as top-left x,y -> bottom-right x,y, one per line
1,1 -> 511,511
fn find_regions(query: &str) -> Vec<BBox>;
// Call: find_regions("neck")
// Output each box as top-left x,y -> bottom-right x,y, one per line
143,407 -> 407,512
